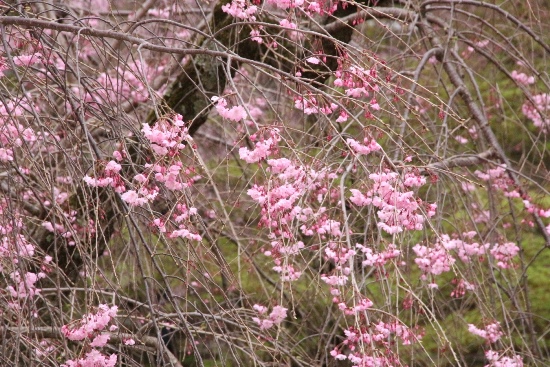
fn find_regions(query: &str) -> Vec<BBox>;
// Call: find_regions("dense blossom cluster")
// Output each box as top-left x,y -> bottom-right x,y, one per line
511,70 -> 535,86
239,128 -> 281,163
245,149 -> 342,281
356,243 -> 401,267
489,242 -> 520,269
84,160 -> 125,193
222,0 -> 258,21
522,93 -> 550,133
350,171 -> 436,234
508,68 -> 550,133
346,137 -> 382,155
0,201 -> 46,310
413,233 -> 520,288
474,165 -> 519,198
334,63 -> 380,99
252,304 -> 288,330
294,94 -> 338,115
485,351 -> 523,367
223,0 -> 340,15
468,322 -> 504,343
1,2 -> 546,367
0,99 -> 37,162
60,304 -> 119,367
330,321 -> 422,367
232,121 -> 437,365
82,115 -> 202,240
212,96 -> 249,122
61,350 -> 117,367
61,304 -> 118,342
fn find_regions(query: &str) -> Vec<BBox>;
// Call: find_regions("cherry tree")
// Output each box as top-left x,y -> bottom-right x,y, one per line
1,0 -> 549,366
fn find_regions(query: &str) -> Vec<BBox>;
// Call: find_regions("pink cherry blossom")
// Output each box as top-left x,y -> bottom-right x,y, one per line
346,137 -> 381,155
490,242 -> 519,269
468,322 -> 503,343
61,350 -> 117,367
61,304 -> 118,341
221,0 -> 257,21
90,334 -> 110,347
212,96 -> 248,122
511,70 -> 535,85
484,350 -> 523,367
252,304 -> 288,330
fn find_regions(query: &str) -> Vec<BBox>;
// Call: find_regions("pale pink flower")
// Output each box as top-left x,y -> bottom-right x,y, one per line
90,334 -> 110,347
468,322 -> 503,343
306,57 -> 321,64
511,70 -> 535,85
212,96 -> 248,122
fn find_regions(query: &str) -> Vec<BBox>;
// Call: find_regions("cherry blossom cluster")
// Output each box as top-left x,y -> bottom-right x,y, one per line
212,96 -> 248,122
239,128 -> 281,163
1,51 -> 47,76
140,114 -> 192,156
6,271 -> 44,300
330,321 -> 422,366
292,56 -> 385,120
0,213 -> 35,272
468,322 -> 503,343
294,94 -> 338,115
489,242 -> 520,269
522,198 -> 550,218
60,304 -> 119,367
521,93 -> 550,133
154,203 -> 202,242
237,128 -> 349,288
266,0 -> 339,14
484,350 -> 523,367
336,297 -> 374,316
61,349 -> 117,367
246,155 -> 340,280
243,97 -> 267,127
279,19 -> 300,41
82,115 -> 202,241
221,0 -> 258,21
84,115 -> 195,205
0,200 -> 47,310
252,304 -> 288,330
413,232 -> 519,287
321,241 -> 356,295
221,1 -> 347,64
216,72 -> 267,126
83,160 -> 125,194
0,99 -> 37,162
474,165 -> 519,198
334,62 -> 380,100
413,240 -> 456,281
506,67 -> 550,132
450,278 -> 476,298
61,304 -> 118,342
356,243 -> 401,268
346,137 -> 382,155
461,39 -> 490,58
511,70 -> 535,86
263,244 -> 300,279
350,171 -> 436,234
131,117 -> 202,239
0,27 -> 51,75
